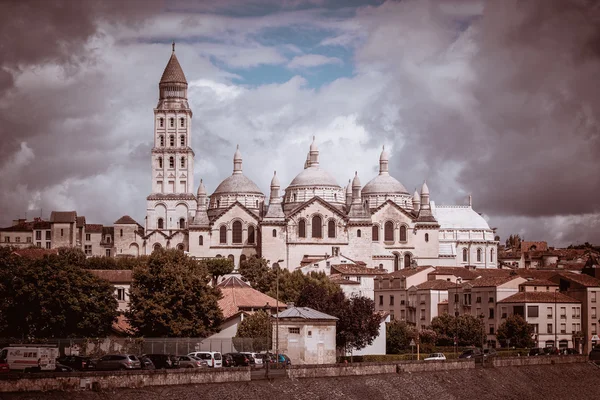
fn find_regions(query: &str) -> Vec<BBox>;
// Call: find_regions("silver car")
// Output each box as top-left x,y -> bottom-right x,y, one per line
94,354 -> 141,370
177,355 -> 205,368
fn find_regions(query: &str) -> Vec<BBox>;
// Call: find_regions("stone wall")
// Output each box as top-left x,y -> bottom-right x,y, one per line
0,368 -> 251,393
491,355 -> 587,368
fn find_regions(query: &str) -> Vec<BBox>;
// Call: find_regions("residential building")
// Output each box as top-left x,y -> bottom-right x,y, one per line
328,263 -> 382,300
88,270 -> 133,312
407,279 -> 455,329
349,313 -> 390,357
272,305 -> 338,364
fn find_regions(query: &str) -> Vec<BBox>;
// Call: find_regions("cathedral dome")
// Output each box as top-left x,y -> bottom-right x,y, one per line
213,174 -> 263,195
362,174 -> 409,195
288,166 -> 341,189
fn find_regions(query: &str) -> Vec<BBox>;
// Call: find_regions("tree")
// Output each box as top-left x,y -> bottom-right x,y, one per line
0,248 -> 118,338
431,313 -> 485,346
239,256 -> 274,293
57,246 -> 87,267
127,248 -> 223,337
203,258 -> 234,286
335,296 -> 382,353
496,314 -> 534,348
232,310 -> 271,352
83,255 -> 149,270
505,234 -> 522,251
386,320 -> 417,354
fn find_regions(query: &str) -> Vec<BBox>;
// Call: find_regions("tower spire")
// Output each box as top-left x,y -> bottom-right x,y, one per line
172,41 -> 175,53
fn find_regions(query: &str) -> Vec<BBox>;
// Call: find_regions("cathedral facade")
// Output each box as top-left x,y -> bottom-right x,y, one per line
135,47 -> 498,272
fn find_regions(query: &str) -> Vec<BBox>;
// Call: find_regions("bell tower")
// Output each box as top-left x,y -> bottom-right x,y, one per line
146,43 -> 196,232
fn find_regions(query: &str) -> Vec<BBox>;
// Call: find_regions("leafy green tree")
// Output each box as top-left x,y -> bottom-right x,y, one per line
233,310 -> 271,352
336,296 -> 381,352
0,248 -> 118,338
505,234 -> 522,251
203,258 -> 234,286
431,313 -> 485,346
57,246 -> 87,267
85,256 -> 118,270
239,256 -> 275,293
496,314 -> 534,348
127,248 -> 223,337
386,320 -> 417,354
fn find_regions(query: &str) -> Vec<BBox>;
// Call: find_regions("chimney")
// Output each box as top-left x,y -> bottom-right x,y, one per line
287,302 -> 295,309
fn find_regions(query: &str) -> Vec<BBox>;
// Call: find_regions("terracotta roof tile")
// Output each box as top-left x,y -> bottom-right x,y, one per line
466,276 -> 521,288
384,266 -> 433,279
12,248 -> 58,259
217,276 -> 281,320
76,216 -> 86,228
428,267 -> 479,280
416,279 -> 458,290
112,314 -> 134,335
520,279 -> 558,287
331,264 -> 382,275
160,52 -> 187,84
499,292 -> 580,304
85,224 -> 103,233
521,241 -> 548,252
50,211 -> 77,223
114,215 -> 140,225
0,222 -> 34,232
329,274 -> 360,285
89,269 -> 133,283
552,273 -> 600,288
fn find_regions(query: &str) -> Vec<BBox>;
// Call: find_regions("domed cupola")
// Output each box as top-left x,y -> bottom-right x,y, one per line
362,145 -> 412,209
283,137 -> 345,212
208,145 -> 265,216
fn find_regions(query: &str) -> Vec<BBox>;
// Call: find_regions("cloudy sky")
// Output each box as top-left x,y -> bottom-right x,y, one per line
1,0 -> 599,246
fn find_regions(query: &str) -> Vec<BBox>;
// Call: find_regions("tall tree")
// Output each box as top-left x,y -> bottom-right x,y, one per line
232,310 -> 271,352
239,256 -> 274,293
127,248 -> 223,337
496,314 -> 535,348
505,234 -> 522,251
386,320 -> 417,354
431,313 -> 486,346
203,258 -> 234,286
0,247 -> 118,338
336,296 -> 382,352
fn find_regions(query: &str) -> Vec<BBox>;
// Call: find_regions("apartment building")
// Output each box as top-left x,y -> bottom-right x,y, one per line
406,279 -> 455,329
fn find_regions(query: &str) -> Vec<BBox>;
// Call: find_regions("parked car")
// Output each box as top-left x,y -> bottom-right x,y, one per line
188,351 -> 222,368
459,348 -> 482,359
544,347 -> 560,356
177,355 -> 205,368
528,348 -> 545,356
240,352 -> 261,365
56,355 -> 93,371
563,348 -> 579,355
0,359 -> 9,373
225,353 -> 252,367
94,354 -> 141,371
189,356 -> 209,368
424,353 -> 446,361
55,363 -> 74,372
589,346 -> 600,362
483,348 -> 497,358
143,354 -> 180,369
221,354 -> 234,368
139,356 -> 155,370
268,353 -> 291,366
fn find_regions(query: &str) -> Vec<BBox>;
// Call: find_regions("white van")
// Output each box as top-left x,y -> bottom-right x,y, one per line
188,351 -> 222,368
0,345 -> 59,372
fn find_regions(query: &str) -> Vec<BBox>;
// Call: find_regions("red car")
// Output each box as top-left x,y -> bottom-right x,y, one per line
0,359 -> 9,373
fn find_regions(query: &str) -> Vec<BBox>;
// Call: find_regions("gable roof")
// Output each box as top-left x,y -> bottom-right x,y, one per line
285,196 -> 347,220
331,264 -> 382,276
416,279 -> 458,290
85,224 -> 104,234
114,215 -> 140,225
519,279 -> 558,287
383,266 -> 433,279
0,222 -> 34,232
520,241 -> 548,252
210,201 -> 260,224
329,274 -> 360,285
89,269 -> 133,284
499,292 -> 580,304
465,275 -> 522,288
274,306 -> 338,321
428,267 -> 479,280
12,248 -> 58,259
371,199 -> 416,221
50,211 -> 77,223
217,276 -> 281,320
76,216 -> 86,228
551,273 -> 600,288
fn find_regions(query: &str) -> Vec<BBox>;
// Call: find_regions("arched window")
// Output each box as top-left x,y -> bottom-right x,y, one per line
169,156 -> 174,168
384,221 -> 394,242
232,221 -> 243,244
179,218 -> 185,229
158,157 -> 163,168
394,253 -> 400,272
180,118 -> 185,128
272,229 -> 277,237
180,157 -> 185,168
425,233 -> 429,242
220,226 -> 227,244
199,235 -> 203,246
312,215 -> 322,238
328,220 -> 336,238
170,117 -> 174,127
298,219 -> 306,238
477,248 -> 482,262
159,118 -> 164,127
228,254 -> 234,265
399,225 -> 407,242
153,243 -> 161,252
248,225 -> 255,244
462,248 -> 468,262
159,135 -> 164,146
180,135 -> 185,146
216,254 -> 222,258
372,225 -> 379,242
157,218 -> 164,229
491,248 -> 494,262
240,254 -> 247,266
169,135 -> 175,146
404,253 -> 411,268
357,229 -> 362,238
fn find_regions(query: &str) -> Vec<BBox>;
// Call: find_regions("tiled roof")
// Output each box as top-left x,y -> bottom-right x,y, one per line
274,306 -> 338,321
429,267 -> 479,280
552,273 -> 600,288
50,211 -> 77,223
114,215 -> 139,225
331,264 -> 382,276
416,279 -> 458,290
329,274 -> 360,285
12,248 -> 58,259
160,52 -> 187,84
112,314 -> 134,336
542,262 -> 586,271
514,269 -> 562,280
466,276 -> 520,288
85,224 -> 104,233
474,269 -> 512,278
0,222 -> 33,232
520,279 -> 558,287
217,276 -> 280,320
89,270 -> 133,283
385,266 -> 433,279
520,241 -> 548,252
102,226 -> 114,236
32,221 -> 51,229
499,292 -> 580,304
76,216 -> 86,228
